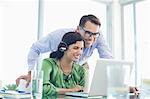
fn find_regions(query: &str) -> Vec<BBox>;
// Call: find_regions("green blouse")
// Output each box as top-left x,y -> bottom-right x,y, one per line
42,58 -> 86,97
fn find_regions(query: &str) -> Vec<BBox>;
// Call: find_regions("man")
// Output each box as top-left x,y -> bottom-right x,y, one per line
16,14 -> 113,87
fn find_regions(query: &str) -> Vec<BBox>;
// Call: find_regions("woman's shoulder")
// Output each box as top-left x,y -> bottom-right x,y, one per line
72,64 -> 86,77
43,58 -> 57,65
73,63 -> 85,71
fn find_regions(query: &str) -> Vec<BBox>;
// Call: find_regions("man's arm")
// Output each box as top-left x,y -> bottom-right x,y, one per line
96,34 -> 113,59
16,34 -> 58,87
27,34 -> 57,71
16,28 -> 74,86
27,28 -> 75,71
16,31 -> 60,87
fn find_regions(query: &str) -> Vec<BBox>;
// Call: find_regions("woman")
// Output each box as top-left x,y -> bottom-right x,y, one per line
42,32 -> 86,97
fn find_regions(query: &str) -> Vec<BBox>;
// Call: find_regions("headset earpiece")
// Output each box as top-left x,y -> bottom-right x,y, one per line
58,41 -> 68,52
59,47 -> 67,52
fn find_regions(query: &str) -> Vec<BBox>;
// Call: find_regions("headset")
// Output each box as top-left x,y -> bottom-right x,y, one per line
59,41 -> 68,52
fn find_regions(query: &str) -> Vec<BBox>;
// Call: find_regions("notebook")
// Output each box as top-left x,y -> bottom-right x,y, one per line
65,58 -> 133,98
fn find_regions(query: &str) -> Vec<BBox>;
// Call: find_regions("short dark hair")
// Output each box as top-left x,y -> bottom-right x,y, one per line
50,32 -> 84,59
79,14 -> 101,27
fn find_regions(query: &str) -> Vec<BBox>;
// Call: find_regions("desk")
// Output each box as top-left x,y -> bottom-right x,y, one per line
0,92 -> 31,99
43,93 -> 149,99
0,91 -> 149,99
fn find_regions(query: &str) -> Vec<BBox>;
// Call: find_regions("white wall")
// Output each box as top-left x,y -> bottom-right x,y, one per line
0,0 -> 38,85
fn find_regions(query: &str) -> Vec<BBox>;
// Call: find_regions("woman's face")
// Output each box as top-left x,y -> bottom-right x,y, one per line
65,41 -> 84,62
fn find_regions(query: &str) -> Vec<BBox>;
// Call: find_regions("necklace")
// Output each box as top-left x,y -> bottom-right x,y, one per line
59,61 -> 73,82
59,61 -> 72,76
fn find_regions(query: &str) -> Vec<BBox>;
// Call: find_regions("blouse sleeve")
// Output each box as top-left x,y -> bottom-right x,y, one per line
78,66 -> 86,87
42,58 -> 59,96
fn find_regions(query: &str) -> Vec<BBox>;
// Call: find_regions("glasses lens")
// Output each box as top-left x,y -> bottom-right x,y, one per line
94,33 -> 100,37
85,31 -> 100,37
81,27 -> 100,38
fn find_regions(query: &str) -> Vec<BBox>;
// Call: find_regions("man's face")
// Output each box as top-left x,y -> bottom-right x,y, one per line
78,21 -> 100,48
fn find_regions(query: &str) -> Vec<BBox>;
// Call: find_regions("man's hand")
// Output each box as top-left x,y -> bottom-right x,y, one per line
16,71 -> 31,88
129,86 -> 140,95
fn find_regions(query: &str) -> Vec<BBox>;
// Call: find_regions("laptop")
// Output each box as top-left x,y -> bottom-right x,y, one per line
65,58 -> 133,98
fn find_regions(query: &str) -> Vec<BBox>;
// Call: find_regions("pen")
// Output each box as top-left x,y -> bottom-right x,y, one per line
16,90 -> 26,93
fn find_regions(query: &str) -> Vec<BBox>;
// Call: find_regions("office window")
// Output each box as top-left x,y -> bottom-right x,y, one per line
123,5 -> 135,61
0,1 -> 38,85
120,0 -> 144,5
136,0 -> 150,80
123,4 -> 136,85
122,0 -> 149,85
43,0 -> 107,37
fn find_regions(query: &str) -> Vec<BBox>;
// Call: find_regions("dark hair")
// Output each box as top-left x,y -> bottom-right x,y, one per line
79,14 -> 101,28
50,32 -> 84,59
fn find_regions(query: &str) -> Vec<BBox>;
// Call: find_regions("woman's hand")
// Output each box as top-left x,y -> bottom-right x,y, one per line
58,85 -> 83,95
71,85 -> 83,92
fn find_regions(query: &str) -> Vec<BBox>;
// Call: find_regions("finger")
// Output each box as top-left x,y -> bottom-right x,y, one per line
135,87 -> 139,91
26,79 -> 30,88
19,75 -> 27,79
135,91 -> 140,96
26,82 -> 29,88
130,87 -> 136,93
16,78 -> 20,86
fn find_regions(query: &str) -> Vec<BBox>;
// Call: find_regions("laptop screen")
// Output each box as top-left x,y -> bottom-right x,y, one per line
88,59 -> 133,96
65,59 -> 133,97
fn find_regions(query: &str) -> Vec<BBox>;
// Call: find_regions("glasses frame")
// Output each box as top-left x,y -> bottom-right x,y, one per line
80,27 -> 100,38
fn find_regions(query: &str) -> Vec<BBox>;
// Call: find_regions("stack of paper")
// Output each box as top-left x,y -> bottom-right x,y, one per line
0,90 -> 31,98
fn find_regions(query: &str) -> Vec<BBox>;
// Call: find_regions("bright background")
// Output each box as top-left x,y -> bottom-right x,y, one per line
0,0 -> 150,87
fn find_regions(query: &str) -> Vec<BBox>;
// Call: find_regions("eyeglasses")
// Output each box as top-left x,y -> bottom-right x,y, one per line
81,27 -> 100,38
